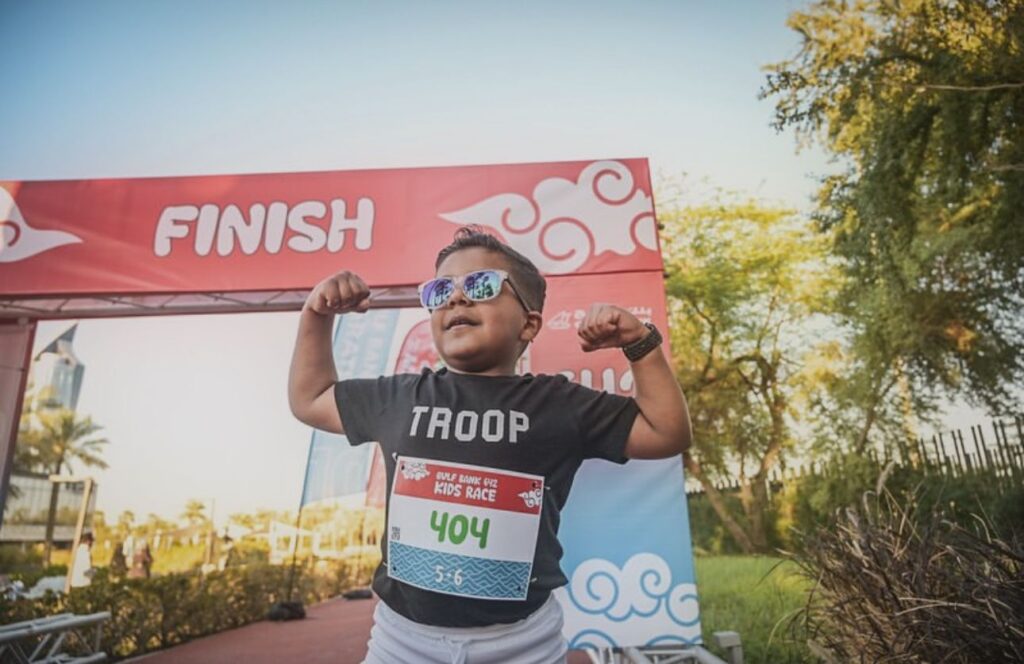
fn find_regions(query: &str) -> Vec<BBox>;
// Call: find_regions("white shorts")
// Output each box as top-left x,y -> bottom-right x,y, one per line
362,594 -> 567,664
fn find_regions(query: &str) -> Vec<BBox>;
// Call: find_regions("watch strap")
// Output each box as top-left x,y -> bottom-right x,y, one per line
622,322 -> 662,362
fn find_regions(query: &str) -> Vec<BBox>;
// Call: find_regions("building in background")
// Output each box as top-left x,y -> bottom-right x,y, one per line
32,324 -> 85,411
1,324 -> 97,547
0,475 -> 96,544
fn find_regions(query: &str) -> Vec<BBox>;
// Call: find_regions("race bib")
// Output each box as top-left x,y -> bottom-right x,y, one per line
387,456 -> 544,601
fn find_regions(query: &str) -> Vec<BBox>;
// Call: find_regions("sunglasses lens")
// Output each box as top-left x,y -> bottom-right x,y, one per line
420,279 -> 454,310
463,271 -> 501,302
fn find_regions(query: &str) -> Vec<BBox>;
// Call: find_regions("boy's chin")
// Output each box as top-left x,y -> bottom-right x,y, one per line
439,350 -> 507,375
442,356 -> 490,374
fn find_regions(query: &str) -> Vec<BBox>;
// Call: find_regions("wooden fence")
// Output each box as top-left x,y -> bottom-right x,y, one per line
685,415 -> 1024,496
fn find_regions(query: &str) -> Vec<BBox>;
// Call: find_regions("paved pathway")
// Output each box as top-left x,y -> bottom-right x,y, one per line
127,597 -> 591,663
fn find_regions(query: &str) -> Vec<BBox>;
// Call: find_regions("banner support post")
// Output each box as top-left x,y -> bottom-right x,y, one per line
0,318 -> 37,521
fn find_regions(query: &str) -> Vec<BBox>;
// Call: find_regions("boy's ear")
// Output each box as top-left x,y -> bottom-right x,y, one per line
520,311 -> 543,343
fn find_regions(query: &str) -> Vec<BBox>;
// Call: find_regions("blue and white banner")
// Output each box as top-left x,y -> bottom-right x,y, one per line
300,309 -> 400,506
556,456 -> 701,647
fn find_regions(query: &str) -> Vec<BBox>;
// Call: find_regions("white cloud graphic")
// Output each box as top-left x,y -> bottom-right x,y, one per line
518,487 -> 543,509
0,187 -> 82,263
400,460 -> 429,481
557,553 -> 701,647
439,160 -> 657,275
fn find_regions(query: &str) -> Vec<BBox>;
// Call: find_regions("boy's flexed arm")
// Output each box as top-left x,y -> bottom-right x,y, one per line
288,271 -> 371,434
578,303 -> 692,459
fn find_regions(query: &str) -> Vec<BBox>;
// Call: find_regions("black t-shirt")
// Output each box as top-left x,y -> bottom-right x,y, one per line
334,367 -> 639,627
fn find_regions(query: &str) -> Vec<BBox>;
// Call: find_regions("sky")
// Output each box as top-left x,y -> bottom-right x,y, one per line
0,0 -> 923,523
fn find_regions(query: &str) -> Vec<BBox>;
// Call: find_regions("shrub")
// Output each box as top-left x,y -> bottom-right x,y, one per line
686,454 -> 1024,555
0,545 -> 68,588
788,490 -> 1024,663
782,454 -> 1024,539
228,538 -> 270,566
0,543 -> 44,572
0,560 -> 368,660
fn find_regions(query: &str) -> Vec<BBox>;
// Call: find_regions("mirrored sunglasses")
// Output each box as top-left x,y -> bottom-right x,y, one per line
418,269 -> 530,312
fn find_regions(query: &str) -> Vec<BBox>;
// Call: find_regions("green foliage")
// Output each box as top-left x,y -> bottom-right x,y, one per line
663,194 -> 839,469
15,405 -> 109,475
228,538 -> 270,566
0,544 -> 67,588
695,556 -> 812,663
228,508 -> 293,532
686,493 -> 745,556
0,544 -> 45,575
763,0 -> 1024,412
783,455 -> 1024,537
149,543 -> 206,575
180,500 -> 208,527
686,457 -> 1023,557
688,493 -> 790,556
661,189 -> 842,552
0,561 -> 368,659
10,399 -> 110,564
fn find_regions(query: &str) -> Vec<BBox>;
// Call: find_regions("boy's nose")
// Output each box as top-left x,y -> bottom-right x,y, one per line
447,284 -> 471,307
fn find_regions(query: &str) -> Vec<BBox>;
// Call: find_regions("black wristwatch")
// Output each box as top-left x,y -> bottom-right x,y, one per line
622,322 -> 662,362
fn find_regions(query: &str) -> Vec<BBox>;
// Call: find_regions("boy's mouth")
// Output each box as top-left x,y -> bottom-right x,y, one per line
445,315 -> 478,330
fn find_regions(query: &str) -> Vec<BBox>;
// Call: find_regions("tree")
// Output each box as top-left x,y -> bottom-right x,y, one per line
116,510 -> 136,534
762,0 -> 1024,416
662,192 -> 842,552
12,386 -> 53,475
26,409 -> 109,564
90,509 -> 112,546
181,499 -> 209,527
143,513 -> 175,538
228,512 -> 257,531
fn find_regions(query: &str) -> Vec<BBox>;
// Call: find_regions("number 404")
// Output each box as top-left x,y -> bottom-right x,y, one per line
430,510 -> 489,549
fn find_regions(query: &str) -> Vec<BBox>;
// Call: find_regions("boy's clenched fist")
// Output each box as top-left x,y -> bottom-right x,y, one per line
577,303 -> 648,352
304,271 -> 371,315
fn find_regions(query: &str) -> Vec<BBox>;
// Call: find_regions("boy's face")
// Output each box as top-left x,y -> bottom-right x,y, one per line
429,247 -> 540,375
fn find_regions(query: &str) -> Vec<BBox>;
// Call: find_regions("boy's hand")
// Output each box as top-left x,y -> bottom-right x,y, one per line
304,271 -> 371,316
577,304 -> 648,352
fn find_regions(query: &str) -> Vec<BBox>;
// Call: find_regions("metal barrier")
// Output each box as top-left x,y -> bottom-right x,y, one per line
0,611 -> 111,664
586,631 -> 744,664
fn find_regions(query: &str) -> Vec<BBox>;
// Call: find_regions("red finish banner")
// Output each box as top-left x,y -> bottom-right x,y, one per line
0,159 -> 661,296
531,271 -> 670,397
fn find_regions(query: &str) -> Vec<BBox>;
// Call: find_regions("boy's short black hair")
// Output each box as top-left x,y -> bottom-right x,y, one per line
435,226 -> 547,313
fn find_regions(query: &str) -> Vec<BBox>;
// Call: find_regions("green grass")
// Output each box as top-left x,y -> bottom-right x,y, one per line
694,556 -> 813,664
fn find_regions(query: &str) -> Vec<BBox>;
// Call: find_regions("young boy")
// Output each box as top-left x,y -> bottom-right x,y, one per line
288,228 -> 691,663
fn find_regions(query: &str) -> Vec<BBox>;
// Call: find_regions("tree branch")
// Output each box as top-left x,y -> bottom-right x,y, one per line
734,365 -> 762,405
685,295 -> 716,329
755,293 -> 780,353
684,455 -> 757,553
702,322 -> 718,382
918,82 -> 1024,92
855,371 -> 899,454
685,295 -> 723,385
755,388 -> 788,481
